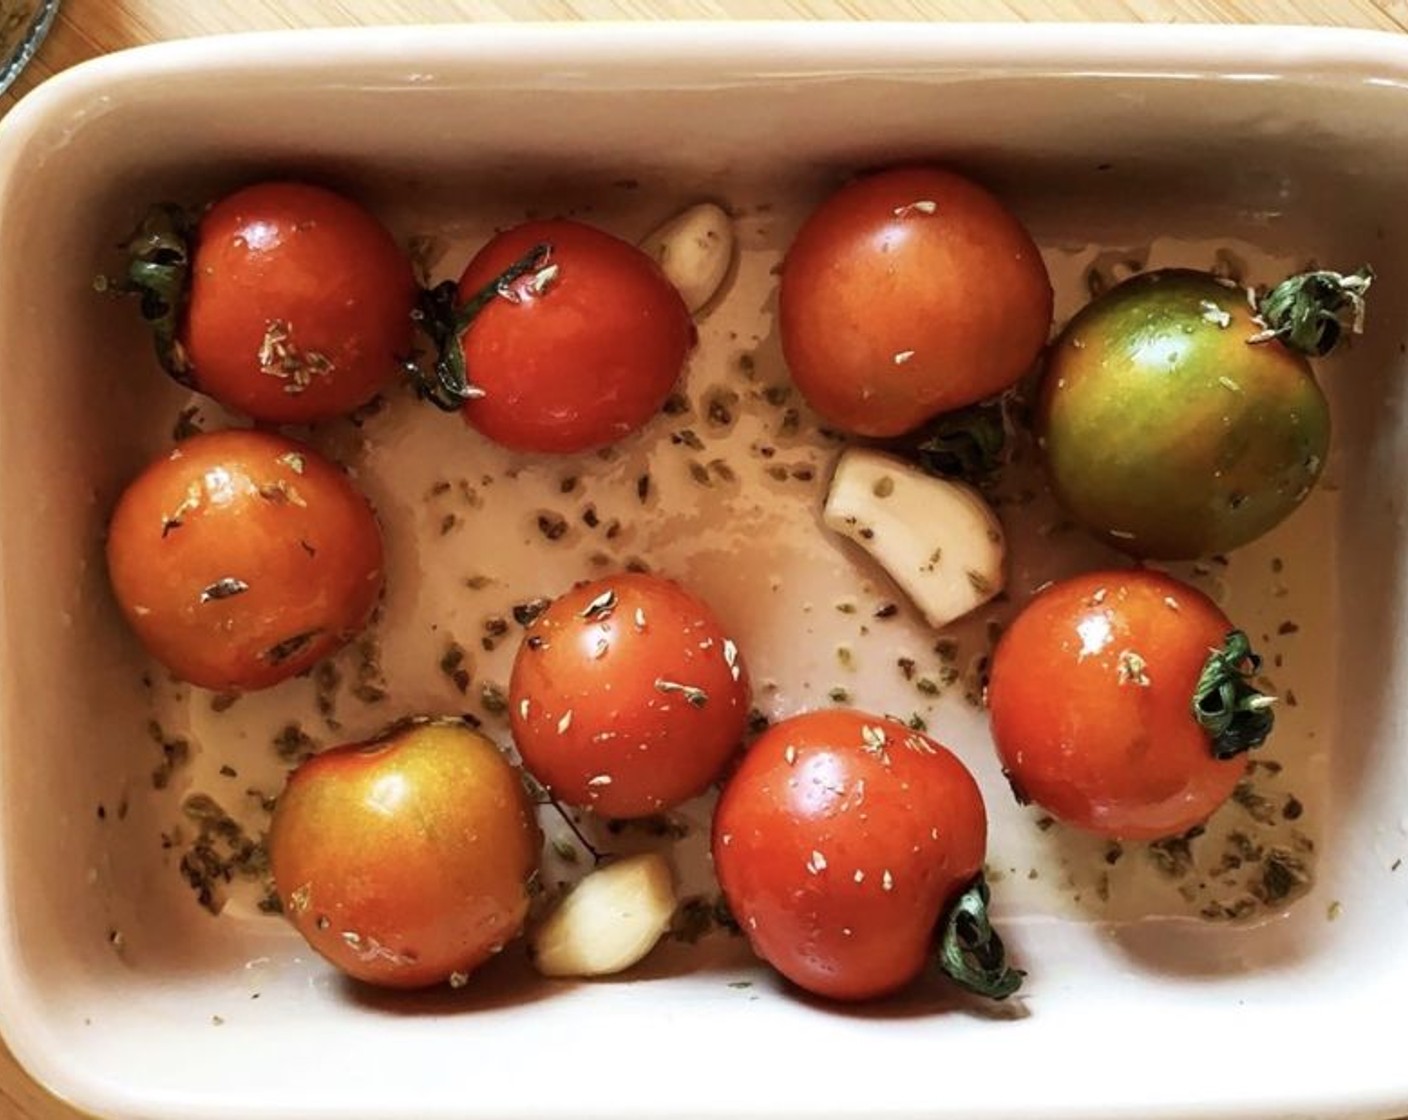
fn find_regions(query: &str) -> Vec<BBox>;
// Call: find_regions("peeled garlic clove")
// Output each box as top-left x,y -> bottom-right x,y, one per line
529,852 -> 676,978
640,202 -> 735,314
823,448 -> 1006,630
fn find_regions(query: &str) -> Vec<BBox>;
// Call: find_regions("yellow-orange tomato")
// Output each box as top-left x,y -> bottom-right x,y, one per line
268,719 -> 543,990
779,166 -> 1052,437
105,428 -> 383,692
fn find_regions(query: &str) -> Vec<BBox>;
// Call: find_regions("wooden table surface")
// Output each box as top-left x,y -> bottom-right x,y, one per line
1,0 -> 1404,1116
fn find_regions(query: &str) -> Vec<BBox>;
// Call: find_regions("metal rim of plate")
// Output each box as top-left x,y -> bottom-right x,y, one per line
0,0 -> 59,98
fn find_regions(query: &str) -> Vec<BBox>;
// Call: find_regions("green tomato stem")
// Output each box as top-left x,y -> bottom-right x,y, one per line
544,796 -> 607,867
936,874 -> 1024,1000
1254,266 -> 1373,357
517,767 -> 607,866
118,203 -> 197,387
410,242 -> 553,412
900,399 -> 1008,482
1192,630 -> 1276,759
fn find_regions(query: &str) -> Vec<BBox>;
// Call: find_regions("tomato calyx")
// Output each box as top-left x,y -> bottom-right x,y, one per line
1253,265 -> 1374,357
898,398 -> 1008,482
936,874 -> 1024,1000
114,203 -> 197,387
1192,630 -> 1276,759
410,242 -> 553,411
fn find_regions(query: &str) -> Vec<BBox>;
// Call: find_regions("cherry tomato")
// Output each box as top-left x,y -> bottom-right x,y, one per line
779,166 -> 1052,437
713,709 -> 1020,1002
987,570 -> 1275,840
451,219 -> 693,453
509,573 -> 749,818
1037,268 -> 1345,559
105,429 -> 384,692
139,181 -> 418,423
268,719 -> 543,990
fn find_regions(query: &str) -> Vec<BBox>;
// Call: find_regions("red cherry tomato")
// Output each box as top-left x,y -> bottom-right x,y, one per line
987,570 -> 1275,841
779,166 -> 1052,437
269,719 -> 542,990
179,181 -> 418,423
508,573 -> 750,818
452,219 -> 693,453
105,429 -> 384,692
713,709 -> 1020,1002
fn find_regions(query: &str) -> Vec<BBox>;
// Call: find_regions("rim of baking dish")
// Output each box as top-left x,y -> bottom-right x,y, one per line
1,19 -> 1408,1120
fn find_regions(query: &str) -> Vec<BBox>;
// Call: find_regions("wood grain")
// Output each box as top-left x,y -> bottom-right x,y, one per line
4,0 -> 1407,111
0,0 -> 1403,1117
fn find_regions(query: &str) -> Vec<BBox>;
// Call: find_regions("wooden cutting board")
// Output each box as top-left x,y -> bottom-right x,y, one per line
0,1 -> 1402,1117
4,0 -> 1406,112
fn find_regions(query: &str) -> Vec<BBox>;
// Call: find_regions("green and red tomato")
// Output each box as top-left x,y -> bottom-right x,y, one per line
1036,266 -> 1369,559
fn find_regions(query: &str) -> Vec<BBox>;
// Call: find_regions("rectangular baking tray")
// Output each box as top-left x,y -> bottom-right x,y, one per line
0,21 -> 1405,1120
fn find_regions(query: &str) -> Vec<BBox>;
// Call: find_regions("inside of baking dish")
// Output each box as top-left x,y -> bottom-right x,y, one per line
2,30 -> 1407,1117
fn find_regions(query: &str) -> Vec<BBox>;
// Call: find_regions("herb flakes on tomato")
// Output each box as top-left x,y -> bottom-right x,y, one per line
713,708 -> 1021,1002
988,569 -> 1274,841
120,182 -> 418,424
106,429 -> 384,693
414,219 -> 693,454
509,573 -> 749,818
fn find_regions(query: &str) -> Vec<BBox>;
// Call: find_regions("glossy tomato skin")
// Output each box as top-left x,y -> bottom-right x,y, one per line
456,220 -> 694,454
713,709 -> 987,1002
268,720 -> 543,989
105,429 -> 384,692
1037,269 -> 1329,560
509,573 -> 749,818
988,570 -> 1249,841
183,182 -> 418,424
779,166 -> 1052,437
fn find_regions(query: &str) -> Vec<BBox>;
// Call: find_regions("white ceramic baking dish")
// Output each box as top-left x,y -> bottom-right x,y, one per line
1,21 -> 1407,1120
